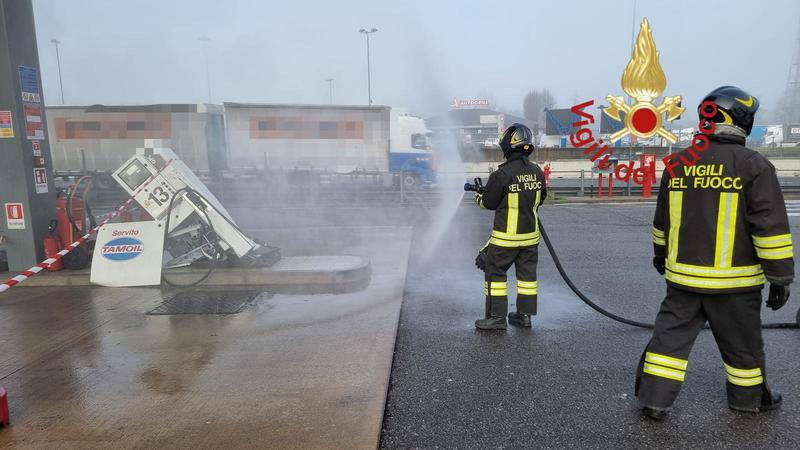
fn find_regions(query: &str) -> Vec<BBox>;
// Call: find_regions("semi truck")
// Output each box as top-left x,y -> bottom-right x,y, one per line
223,103 -> 436,186
764,124 -> 800,147
45,103 -> 436,187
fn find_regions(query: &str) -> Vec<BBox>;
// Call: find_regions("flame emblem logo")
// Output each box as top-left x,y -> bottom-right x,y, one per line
603,18 -> 684,143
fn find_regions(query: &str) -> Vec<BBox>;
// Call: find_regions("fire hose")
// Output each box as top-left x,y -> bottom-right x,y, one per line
538,221 -> 800,330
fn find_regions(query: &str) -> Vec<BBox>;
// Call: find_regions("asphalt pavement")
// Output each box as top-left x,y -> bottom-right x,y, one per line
380,202 -> 800,449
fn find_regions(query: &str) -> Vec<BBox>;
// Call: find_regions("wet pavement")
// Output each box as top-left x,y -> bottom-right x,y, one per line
0,226 -> 410,449
381,202 -> 800,449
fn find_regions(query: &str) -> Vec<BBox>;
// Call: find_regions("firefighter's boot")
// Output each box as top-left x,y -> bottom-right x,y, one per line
730,391 -> 782,413
475,316 -> 507,330
508,312 -> 531,328
642,406 -> 667,421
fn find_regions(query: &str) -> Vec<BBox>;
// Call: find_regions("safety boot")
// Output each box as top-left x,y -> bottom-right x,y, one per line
508,312 -> 531,328
475,316 -> 507,330
730,391 -> 782,413
641,406 -> 667,421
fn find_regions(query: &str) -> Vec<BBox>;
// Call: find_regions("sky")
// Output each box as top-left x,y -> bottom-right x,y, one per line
31,0 -> 800,122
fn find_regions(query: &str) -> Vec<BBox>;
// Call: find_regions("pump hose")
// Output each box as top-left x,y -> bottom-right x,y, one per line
161,187 -> 218,288
538,221 -> 799,330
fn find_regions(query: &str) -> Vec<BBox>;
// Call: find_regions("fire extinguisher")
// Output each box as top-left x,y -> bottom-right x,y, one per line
54,176 -> 95,270
43,219 -> 63,271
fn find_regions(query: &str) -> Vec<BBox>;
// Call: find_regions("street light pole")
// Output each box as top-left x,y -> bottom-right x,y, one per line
326,78 -> 334,104
50,38 -> 64,104
199,35 -> 212,103
358,28 -> 378,105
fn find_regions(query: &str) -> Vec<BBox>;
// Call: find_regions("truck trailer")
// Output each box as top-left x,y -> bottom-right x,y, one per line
223,103 -> 436,186
46,104 -> 226,187
46,103 -> 436,187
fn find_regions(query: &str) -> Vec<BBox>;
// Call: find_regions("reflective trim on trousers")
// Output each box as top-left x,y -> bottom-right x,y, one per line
643,352 -> 688,382
517,280 -> 537,296
724,362 -> 763,387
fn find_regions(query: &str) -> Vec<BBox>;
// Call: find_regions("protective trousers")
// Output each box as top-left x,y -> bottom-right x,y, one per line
636,285 -> 772,410
484,245 -> 538,318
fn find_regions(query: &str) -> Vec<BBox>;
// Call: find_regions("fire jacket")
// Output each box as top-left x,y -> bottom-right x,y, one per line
653,134 -> 794,293
476,153 -> 547,248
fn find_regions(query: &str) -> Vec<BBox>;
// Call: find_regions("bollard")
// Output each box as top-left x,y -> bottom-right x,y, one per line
598,174 -> 603,197
627,163 -> 632,197
0,385 -> 9,426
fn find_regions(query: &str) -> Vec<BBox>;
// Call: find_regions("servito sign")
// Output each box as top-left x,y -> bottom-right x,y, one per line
101,229 -> 144,261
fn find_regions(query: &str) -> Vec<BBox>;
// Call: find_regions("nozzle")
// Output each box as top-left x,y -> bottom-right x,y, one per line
464,177 -> 484,193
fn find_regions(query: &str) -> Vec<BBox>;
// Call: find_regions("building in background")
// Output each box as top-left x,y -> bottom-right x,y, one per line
425,108 -> 530,162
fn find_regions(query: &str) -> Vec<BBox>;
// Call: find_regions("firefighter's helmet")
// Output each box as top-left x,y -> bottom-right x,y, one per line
698,86 -> 759,136
499,123 -> 534,158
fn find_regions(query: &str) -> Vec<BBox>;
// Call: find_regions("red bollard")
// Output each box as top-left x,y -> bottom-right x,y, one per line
598,174 -> 604,197
0,385 -> 9,426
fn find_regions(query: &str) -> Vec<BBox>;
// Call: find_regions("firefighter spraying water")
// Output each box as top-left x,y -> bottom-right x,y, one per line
467,123 -> 547,330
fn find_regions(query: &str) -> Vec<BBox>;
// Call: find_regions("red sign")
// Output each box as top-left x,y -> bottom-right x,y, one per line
23,104 -> 44,140
5,203 -> 23,220
5,203 -> 24,229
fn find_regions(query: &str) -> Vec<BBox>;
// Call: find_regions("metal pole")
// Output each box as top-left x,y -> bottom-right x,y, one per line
199,36 -> 212,103
366,33 -> 372,105
579,169 -> 585,197
51,39 -> 64,104
326,78 -> 334,104
359,28 -> 377,105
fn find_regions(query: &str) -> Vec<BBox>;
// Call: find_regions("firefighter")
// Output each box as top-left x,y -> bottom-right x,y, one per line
637,86 -> 794,420
474,123 -> 547,330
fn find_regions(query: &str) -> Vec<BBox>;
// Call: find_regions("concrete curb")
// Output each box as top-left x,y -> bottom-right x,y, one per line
9,255 -> 372,294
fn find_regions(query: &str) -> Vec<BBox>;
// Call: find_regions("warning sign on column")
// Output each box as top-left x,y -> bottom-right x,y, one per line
34,167 -> 48,194
24,104 -> 44,140
0,110 -> 13,138
4,203 -> 25,230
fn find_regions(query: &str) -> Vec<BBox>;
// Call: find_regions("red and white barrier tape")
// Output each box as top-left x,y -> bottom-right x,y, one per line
0,159 -> 174,293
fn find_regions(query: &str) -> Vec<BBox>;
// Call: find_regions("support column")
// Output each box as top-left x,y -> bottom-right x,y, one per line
0,0 -> 56,271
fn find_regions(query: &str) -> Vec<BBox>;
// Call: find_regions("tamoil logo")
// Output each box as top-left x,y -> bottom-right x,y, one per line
101,237 -> 144,261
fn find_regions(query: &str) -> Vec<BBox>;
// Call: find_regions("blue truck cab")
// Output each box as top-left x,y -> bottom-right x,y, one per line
389,113 -> 436,186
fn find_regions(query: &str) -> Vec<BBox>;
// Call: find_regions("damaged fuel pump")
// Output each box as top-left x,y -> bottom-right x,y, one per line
110,141 -> 280,285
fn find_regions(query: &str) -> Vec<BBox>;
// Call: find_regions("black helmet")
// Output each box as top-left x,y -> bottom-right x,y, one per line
698,86 -> 759,136
499,123 -> 533,158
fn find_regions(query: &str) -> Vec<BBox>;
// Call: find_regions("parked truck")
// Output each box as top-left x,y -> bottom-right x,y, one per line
764,124 -> 800,147
223,103 -> 436,186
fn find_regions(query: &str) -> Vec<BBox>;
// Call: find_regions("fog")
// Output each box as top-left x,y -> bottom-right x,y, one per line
32,0 -> 800,118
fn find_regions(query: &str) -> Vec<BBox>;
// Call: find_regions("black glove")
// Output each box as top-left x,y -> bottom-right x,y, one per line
475,247 -> 487,272
766,283 -> 790,311
652,256 -> 665,275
